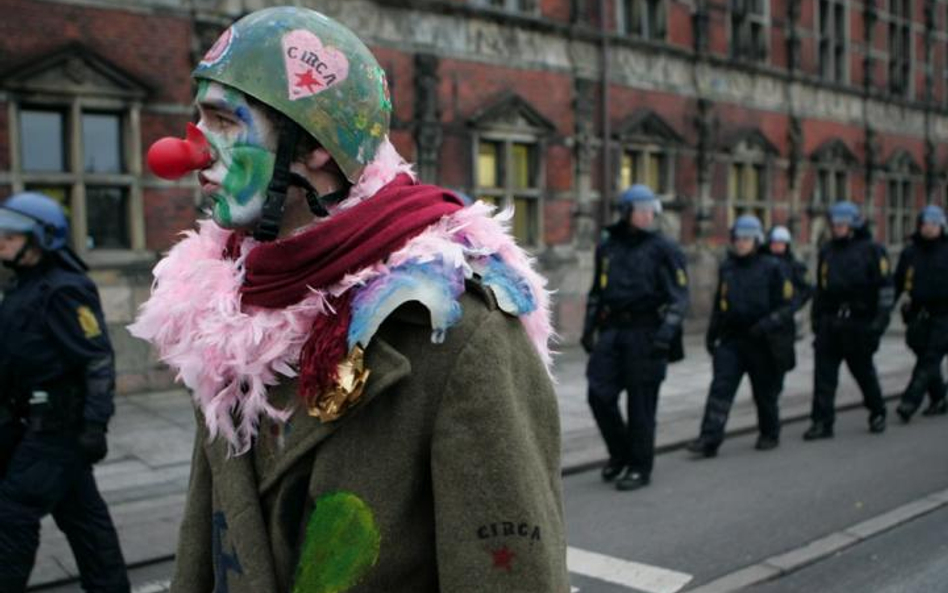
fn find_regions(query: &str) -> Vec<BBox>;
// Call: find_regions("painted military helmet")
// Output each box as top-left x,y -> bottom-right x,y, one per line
192,6 -> 392,182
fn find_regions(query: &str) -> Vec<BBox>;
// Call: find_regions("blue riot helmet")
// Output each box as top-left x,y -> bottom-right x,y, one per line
618,184 -> 662,217
731,214 -> 764,243
769,225 -> 792,244
0,192 -> 69,251
918,204 -> 946,228
828,200 -> 862,228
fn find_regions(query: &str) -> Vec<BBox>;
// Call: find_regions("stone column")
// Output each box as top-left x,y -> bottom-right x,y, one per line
413,53 -> 443,184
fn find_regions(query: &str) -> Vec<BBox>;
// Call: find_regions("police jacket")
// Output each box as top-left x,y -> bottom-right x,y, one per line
760,246 -> 812,313
894,232 -> 948,315
811,227 -> 894,325
707,251 -> 794,341
0,255 -> 115,428
583,223 -> 689,337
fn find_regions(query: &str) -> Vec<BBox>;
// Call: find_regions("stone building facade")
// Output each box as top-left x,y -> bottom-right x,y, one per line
2,0 -> 944,391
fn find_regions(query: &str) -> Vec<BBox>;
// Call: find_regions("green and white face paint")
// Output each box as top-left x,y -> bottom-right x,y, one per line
195,81 -> 278,229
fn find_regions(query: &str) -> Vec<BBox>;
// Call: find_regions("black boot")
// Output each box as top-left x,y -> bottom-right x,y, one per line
685,438 -> 718,458
615,468 -> 650,491
869,410 -> 887,434
601,459 -> 626,483
803,422 -> 833,440
922,399 -> 947,416
755,436 -> 779,451
896,401 -> 916,423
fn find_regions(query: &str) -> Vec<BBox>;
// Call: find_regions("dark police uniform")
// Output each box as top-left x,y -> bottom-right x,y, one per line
760,245 -> 813,385
894,231 -> 948,416
809,226 -> 893,432
584,223 -> 689,482
697,251 -> 794,451
0,256 -> 129,593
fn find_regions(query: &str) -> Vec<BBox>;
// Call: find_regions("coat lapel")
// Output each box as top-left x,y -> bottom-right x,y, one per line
257,336 -> 411,495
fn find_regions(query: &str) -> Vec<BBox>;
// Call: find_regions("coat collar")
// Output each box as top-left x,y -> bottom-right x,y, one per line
250,335 -> 412,496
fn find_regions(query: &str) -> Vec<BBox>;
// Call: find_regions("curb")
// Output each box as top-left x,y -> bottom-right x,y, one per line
561,392 -> 903,477
684,486 -> 948,592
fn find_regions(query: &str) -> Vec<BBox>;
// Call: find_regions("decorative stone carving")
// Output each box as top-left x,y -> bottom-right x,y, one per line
788,115 -> 802,189
574,78 -> 598,175
413,53 -> 442,183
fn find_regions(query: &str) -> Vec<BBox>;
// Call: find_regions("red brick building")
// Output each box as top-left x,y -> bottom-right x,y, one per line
2,0 -> 943,389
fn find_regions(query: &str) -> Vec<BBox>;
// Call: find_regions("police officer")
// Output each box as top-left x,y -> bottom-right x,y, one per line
687,215 -> 795,457
583,184 -> 689,491
805,201 -> 893,440
761,225 -> 813,391
893,205 -> 948,421
0,193 -> 129,592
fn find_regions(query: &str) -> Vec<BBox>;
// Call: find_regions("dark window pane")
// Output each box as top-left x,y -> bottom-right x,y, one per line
86,186 -> 129,249
20,110 -> 65,172
82,113 -> 123,173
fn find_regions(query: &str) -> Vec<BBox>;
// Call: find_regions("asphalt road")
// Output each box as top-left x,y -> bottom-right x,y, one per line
564,405 -> 948,592
744,506 -> 948,593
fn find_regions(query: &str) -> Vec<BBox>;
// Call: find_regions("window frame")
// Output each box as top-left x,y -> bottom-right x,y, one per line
816,0 -> 849,83
471,0 -> 540,15
887,0 -> 914,97
730,0 -> 771,63
618,142 -> 675,199
616,0 -> 668,41
726,142 -> 772,227
8,94 -> 144,254
472,130 -> 545,248
885,176 -> 915,245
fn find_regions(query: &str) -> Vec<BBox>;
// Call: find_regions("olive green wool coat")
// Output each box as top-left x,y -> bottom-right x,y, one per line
170,290 -> 569,593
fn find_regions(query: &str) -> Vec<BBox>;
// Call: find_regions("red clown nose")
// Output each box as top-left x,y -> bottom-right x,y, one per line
146,123 -> 213,180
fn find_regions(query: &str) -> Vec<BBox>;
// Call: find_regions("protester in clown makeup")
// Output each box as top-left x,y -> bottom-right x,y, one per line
131,7 -> 568,593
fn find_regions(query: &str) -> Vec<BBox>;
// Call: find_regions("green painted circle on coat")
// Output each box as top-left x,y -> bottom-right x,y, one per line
292,491 -> 381,593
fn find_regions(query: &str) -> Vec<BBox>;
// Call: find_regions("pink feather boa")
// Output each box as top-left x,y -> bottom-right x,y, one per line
129,201 -> 553,455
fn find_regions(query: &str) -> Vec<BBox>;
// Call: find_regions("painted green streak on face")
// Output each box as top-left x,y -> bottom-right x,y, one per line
292,491 -> 381,593
219,145 -> 275,205
212,195 -> 233,226
196,80 -> 211,103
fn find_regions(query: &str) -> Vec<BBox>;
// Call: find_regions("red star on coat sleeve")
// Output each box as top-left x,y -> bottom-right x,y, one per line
491,546 -> 516,572
294,69 -> 323,93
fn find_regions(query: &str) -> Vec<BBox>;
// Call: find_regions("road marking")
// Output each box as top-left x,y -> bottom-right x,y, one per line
568,546 -> 693,593
132,579 -> 171,593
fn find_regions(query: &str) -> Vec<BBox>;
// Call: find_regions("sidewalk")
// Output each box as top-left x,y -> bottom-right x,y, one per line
29,334 -> 915,589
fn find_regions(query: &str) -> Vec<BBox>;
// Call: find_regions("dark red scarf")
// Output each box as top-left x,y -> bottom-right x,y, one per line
230,174 -> 463,402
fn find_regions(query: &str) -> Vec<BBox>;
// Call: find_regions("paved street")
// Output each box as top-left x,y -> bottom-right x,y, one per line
27,333 -> 926,591
564,406 -> 948,592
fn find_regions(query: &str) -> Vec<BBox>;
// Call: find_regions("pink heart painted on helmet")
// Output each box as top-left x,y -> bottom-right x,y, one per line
282,30 -> 350,101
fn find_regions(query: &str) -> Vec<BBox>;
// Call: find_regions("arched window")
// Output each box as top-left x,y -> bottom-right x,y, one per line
724,130 -> 778,227
470,93 -> 554,247
3,45 -> 148,255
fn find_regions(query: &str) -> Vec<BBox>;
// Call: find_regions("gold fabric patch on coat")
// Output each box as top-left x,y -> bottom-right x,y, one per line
676,268 -> 688,287
905,266 -> 915,292
77,306 -> 102,339
880,256 -> 890,275
783,279 -> 794,301
307,345 -> 371,423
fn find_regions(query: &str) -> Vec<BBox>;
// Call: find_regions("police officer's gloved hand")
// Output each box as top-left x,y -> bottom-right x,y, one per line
652,324 -> 676,356
78,421 -> 108,464
581,331 -> 596,354
705,334 -> 717,356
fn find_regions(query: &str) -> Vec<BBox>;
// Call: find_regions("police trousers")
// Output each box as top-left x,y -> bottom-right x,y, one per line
902,315 -> 948,410
0,431 -> 129,593
811,321 -> 886,427
699,335 -> 780,445
587,327 -> 667,476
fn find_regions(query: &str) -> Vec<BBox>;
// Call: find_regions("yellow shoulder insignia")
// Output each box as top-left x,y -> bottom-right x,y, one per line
676,268 -> 688,287
77,306 -> 102,339
880,256 -> 890,275
783,279 -> 794,301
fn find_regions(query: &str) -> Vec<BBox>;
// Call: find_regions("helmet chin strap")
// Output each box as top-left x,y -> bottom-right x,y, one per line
253,117 -> 349,242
